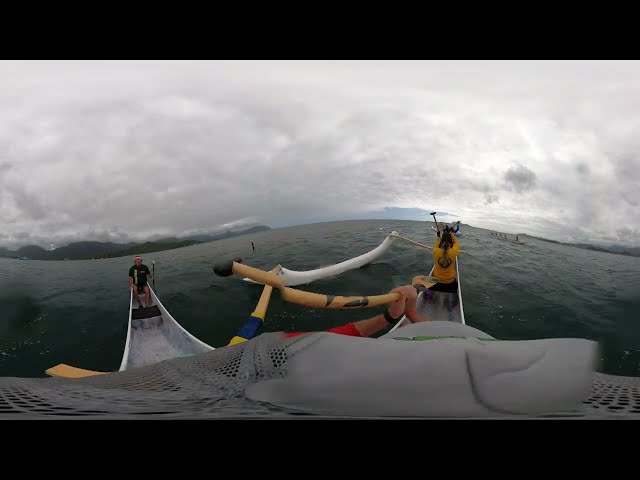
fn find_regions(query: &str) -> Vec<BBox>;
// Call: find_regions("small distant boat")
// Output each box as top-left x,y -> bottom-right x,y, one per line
18,256 -> 29,260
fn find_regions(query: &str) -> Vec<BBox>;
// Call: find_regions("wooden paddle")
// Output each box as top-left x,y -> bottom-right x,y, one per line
227,267 -> 278,345
214,259 -> 440,309
392,233 -> 433,250
390,233 -> 466,254
45,364 -> 107,378
430,211 -> 440,236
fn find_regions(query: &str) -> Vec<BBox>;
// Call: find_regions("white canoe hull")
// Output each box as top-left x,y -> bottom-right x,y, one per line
389,260 -> 465,332
244,231 -> 397,286
119,285 -> 214,371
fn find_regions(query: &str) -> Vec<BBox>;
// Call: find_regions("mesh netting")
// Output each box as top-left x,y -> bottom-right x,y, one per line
1,333 -> 639,419
0,332 -> 302,419
577,372 -> 640,418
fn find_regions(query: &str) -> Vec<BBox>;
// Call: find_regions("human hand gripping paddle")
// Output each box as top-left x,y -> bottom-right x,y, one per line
213,259 -> 440,309
389,233 -> 467,254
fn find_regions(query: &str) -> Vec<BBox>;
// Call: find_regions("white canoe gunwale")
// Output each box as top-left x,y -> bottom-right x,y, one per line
47,287 -> 215,378
119,284 -> 214,372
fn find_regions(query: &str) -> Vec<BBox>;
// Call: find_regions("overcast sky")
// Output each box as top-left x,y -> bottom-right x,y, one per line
1,60 -> 639,249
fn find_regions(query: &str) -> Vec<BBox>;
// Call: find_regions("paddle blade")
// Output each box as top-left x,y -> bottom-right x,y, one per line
412,275 -> 439,290
46,364 -> 108,378
213,258 -> 243,277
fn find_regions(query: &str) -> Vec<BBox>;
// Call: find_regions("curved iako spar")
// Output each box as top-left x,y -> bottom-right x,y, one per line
243,231 -> 398,286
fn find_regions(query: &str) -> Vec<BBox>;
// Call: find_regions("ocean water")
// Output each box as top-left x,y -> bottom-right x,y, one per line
1,219 -> 639,379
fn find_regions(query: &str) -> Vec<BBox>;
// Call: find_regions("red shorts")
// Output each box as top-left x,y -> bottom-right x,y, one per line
283,323 -> 361,339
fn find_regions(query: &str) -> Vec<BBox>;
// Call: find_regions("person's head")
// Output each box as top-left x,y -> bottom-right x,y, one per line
440,232 -> 453,250
134,255 -> 142,266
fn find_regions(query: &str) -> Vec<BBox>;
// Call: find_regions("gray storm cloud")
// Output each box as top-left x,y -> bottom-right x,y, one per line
484,194 -> 499,205
503,164 -> 537,193
1,60 -> 639,248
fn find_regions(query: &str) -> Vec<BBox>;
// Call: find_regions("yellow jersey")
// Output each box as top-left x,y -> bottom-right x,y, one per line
432,234 -> 459,283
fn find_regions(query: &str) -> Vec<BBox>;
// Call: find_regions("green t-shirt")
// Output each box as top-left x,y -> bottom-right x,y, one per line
129,264 -> 151,286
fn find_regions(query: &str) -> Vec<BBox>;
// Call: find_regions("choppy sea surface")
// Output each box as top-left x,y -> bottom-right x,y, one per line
1,219 -> 639,379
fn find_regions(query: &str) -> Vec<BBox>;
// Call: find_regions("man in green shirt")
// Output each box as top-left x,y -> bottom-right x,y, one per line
129,255 -> 153,309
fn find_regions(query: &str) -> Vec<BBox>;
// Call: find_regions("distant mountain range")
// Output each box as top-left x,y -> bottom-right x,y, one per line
0,225 -> 271,261
272,207 -> 466,229
520,234 -> 640,257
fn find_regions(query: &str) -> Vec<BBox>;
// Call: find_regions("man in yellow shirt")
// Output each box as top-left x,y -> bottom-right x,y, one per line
431,227 -> 459,294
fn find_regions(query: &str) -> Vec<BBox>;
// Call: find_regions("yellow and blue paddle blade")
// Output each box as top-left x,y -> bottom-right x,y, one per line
227,278 -> 275,346
228,313 -> 264,346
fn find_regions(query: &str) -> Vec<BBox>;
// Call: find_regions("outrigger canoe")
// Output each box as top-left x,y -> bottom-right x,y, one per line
3,238 -> 640,418
238,258 -> 607,417
45,284 -> 213,378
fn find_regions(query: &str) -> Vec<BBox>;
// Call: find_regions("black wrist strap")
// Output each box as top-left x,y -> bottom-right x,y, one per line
384,308 -> 404,324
